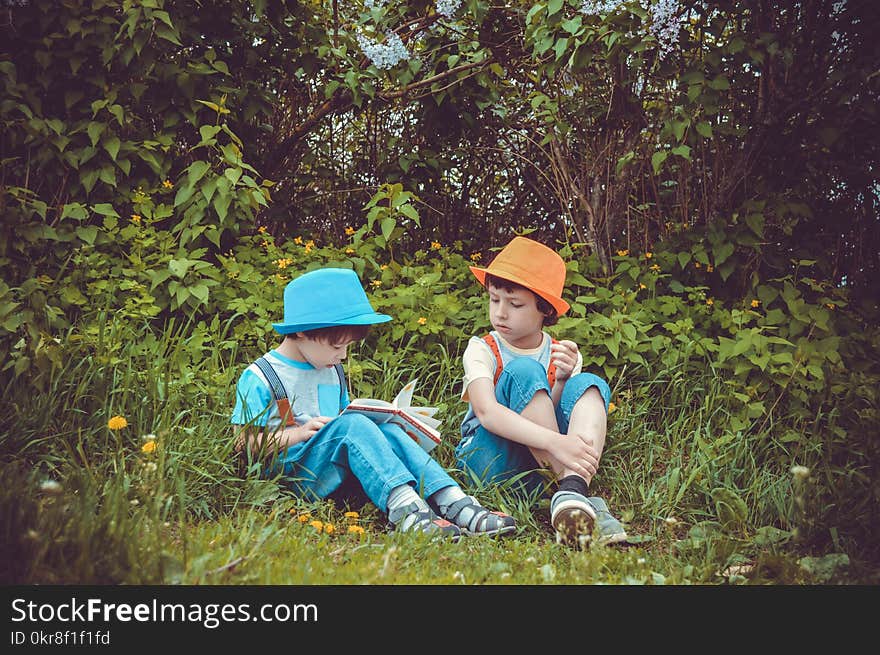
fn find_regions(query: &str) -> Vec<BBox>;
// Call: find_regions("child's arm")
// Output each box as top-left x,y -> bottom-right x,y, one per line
235,416 -> 332,457
467,378 -> 598,480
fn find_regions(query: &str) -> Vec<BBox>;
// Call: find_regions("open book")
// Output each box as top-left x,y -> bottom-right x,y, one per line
339,378 -> 441,452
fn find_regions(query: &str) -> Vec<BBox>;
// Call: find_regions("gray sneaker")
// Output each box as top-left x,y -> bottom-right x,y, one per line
550,490 -> 596,547
587,496 -> 628,545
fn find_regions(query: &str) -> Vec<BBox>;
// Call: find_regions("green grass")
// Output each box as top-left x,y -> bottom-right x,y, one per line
1,317 -> 877,585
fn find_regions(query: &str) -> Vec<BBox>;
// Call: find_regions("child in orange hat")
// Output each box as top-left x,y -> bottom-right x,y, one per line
456,237 -> 627,546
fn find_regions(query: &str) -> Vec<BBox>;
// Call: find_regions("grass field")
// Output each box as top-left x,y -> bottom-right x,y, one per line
1,317 -> 875,585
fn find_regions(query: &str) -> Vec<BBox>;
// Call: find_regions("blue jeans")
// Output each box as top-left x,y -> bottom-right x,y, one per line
455,358 -> 611,499
269,413 -> 457,513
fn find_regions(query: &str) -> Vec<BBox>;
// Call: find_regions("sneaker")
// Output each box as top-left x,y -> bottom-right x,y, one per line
550,490 -> 596,547
587,496 -> 628,545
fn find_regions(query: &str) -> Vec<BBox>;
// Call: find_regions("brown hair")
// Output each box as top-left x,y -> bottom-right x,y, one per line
485,273 -> 558,326
286,324 -> 371,344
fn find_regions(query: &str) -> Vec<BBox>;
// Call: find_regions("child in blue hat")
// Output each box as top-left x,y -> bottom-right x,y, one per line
231,267 -> 516,539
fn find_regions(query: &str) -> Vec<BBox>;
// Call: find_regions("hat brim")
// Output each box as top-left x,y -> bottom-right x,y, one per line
273,312 -> 392,335
470,265 -> 570,316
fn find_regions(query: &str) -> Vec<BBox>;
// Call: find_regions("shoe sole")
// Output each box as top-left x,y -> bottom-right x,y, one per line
462,524 -> 517,537
595,531 -> 629,546
551,500 -> 596,545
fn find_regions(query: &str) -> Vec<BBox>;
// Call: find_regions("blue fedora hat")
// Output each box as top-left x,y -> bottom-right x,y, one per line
272,268 -> 392,335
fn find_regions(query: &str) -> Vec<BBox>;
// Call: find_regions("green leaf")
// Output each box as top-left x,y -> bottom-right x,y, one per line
108,104 -> 124,126
60,203 -> 88,221
156,23 -> 183,46
398,204 -> 419,223
696,121 -> 713,138
711,487 -> 748,527
75,226 -> 99,245
714,242 -> 735,265
671,145 -> 691,160
189,283 -> 209,303
91,203 -> 119,218
745,213 -> 765,237
103,136 -> 120,161
168,259 -> 192,279
553,37 -> 569,61
651,150 -> 668,175
153,10 -> 174,29
87,122 -> 105,146
547,0 -> 563,16
380,217 -> 395,242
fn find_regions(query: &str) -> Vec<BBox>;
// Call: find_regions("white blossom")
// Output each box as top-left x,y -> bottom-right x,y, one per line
647,0 -> 681,59
364,0 -> 388,9
436,0 -> 463,19
356,31 -> 410,70
580,0 -> 621,15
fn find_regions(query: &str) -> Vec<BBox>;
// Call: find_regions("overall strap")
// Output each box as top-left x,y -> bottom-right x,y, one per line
253,356 -> 296,427
333,363 -> 347,407
254,356 -> 288,401
482,333 -> 505,385
547,338 -> 559,388
483,333 -> 560,388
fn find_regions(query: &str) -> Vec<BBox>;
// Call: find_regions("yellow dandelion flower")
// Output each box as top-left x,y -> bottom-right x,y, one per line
608,402 -> 617,414
695,261 -> 701,268
130,214 -> 142,224
304,244 -> 313,254
294,236 -> 303,245
380,264 -> 388,270
107,415 -> 128,430
309,520 -> 324,532
650,264 -> 660,271
418,317 -> 427,325
297,513 -> 312,523
706,265 -> 714,272
645,252 -> 653,259
430,241 -> 441,250
162,179 -> 173,189
258,226 -> 267,234
751,299 -> 760,308
371,280 -> 381,288
470,252 -> 482,262
141,440 -> 157,454
639,283 -> 647,290
345,226 -> 355,236
306,240 -> 315,248
706,298 -> 714,306
826,303 -> 836,310
348,525 -> 365,534
345,248 -> 355,255
324,523 -> 335,534
344,511 -> 359,519
616,249 -> 629,257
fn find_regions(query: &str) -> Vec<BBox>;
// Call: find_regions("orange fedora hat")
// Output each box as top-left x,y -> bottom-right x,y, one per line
469,236 -> 570,316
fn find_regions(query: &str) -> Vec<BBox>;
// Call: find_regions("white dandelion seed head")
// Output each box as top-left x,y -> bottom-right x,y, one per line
39,479 -> 63,494
791,465 -> 810,480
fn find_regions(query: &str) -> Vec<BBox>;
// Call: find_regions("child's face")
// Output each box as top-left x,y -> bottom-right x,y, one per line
487,283 -> 546,347
294,335 -> 355,369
